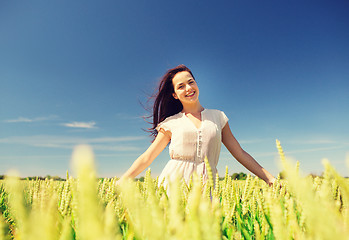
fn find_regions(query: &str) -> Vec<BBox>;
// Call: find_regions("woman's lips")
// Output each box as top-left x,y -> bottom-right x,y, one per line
186,91 -> 195,97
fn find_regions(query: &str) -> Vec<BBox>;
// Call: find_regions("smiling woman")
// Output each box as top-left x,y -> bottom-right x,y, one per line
116,65 -> 276,188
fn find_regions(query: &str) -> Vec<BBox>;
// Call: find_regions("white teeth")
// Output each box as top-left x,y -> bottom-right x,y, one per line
186,91 -> 195,97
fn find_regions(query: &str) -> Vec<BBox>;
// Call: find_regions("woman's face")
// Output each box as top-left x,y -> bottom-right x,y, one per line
172,71 -> 199,104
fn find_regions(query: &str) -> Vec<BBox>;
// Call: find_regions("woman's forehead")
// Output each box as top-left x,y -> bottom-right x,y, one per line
172,71 -> 193,85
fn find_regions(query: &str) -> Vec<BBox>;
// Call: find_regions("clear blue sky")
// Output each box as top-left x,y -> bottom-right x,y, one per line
1,0 -> 348,178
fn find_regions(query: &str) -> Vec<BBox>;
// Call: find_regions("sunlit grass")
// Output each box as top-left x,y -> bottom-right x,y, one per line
0,141 -> 348,239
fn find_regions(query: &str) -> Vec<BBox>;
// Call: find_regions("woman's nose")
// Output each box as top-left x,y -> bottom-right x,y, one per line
186,84 -> 192,91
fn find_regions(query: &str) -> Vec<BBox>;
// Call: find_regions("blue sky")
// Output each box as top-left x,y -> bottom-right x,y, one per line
1,0 -> 348,178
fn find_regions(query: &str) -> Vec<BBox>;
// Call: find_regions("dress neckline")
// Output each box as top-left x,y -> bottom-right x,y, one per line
182,108 -> 206,130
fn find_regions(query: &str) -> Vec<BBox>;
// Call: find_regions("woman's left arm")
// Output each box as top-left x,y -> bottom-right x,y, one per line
221,122 -> 276,186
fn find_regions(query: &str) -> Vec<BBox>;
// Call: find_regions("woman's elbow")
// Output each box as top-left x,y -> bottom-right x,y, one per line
229,145 -> 245,160
138,152 -> 153,166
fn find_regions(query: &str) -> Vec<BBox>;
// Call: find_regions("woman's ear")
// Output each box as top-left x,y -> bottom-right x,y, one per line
172,93 -> 178,99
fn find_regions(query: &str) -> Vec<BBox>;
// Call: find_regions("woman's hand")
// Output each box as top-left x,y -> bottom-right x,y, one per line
115,178 -> 126,188
266,177 -> 276,187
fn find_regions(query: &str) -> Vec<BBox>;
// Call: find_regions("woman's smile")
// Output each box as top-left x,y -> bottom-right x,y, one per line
186,91 -> 195,97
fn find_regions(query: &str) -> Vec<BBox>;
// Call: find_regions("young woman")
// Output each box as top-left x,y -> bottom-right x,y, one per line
118,65 -> 276,187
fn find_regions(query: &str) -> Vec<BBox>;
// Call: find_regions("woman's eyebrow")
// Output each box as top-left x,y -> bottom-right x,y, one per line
176,78 -> 194,88
177,79 -> 193,85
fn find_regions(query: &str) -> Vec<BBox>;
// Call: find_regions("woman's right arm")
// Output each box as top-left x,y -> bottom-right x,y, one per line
118,129 -> 171,181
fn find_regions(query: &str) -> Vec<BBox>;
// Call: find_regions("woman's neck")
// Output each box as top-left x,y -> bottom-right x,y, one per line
181,103 -> 204,114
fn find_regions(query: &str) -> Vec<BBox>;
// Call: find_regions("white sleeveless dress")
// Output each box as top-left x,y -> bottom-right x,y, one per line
156,109 -> 228,187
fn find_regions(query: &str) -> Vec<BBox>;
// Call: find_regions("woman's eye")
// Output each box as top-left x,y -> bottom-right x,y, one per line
178,85 -> 184,89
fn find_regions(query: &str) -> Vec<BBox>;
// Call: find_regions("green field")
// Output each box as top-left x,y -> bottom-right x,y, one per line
0,143 -> 348,239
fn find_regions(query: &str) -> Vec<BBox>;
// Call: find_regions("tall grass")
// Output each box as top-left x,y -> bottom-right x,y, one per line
0,142 -> 348,239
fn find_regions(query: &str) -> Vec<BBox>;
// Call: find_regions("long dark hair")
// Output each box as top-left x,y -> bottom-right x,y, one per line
147,64 -> 195,139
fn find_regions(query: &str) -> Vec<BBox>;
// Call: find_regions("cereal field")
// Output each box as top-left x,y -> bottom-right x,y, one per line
0,141 -> 348,239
